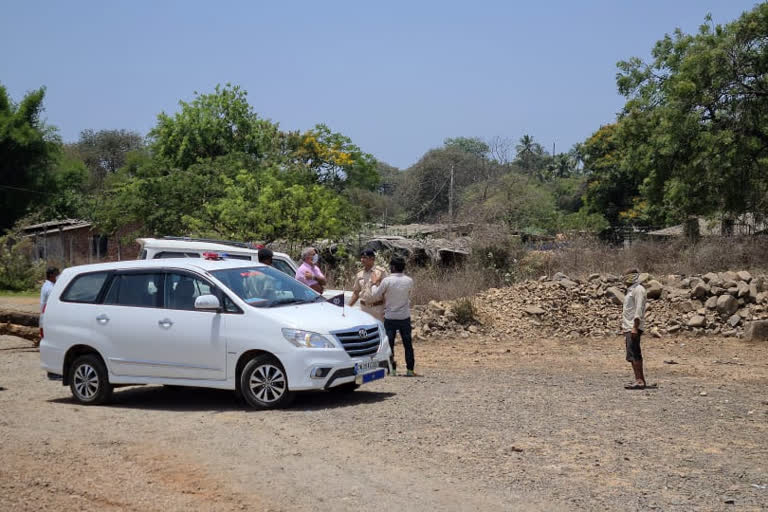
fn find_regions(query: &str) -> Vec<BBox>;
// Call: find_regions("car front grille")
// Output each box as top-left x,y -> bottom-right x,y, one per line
331,325 -> 380,358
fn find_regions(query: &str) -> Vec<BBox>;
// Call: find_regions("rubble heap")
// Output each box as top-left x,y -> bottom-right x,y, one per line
412,270 -> 768,340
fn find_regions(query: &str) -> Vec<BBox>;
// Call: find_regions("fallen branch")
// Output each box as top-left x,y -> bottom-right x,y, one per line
0,309 -> 39,328
0,322 -> 40,345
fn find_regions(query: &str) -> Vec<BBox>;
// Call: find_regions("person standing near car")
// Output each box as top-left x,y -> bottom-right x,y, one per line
40,266 -> 59,312
622,267 -> 648,389
295,247 -> 326,294
348,248 -> 388,321
370,257 -> 415,376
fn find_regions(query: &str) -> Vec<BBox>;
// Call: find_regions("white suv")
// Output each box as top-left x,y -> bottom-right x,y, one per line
40,258 -> 390,409
137,237 -> 355,306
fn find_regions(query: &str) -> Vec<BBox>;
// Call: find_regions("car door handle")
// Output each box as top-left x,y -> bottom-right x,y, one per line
96,314 -> 109,324
158,318 -> 174,328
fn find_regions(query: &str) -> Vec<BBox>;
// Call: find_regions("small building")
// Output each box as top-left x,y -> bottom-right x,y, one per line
22,219 -> 141,265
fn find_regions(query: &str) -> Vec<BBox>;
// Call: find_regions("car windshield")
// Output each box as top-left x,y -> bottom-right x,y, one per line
212,266 -> 323,308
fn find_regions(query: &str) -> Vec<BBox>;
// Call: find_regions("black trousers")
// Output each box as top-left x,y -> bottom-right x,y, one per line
384,318 -> 414,371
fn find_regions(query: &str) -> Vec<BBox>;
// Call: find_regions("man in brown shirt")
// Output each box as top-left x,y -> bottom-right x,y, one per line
348,248 -> 388,321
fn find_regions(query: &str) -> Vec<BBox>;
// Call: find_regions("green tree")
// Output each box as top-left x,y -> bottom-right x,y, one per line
615,6 -> 768,223
581,123 -> 645,226
185,167 -> 359,243
39,148 -> 90,221
286,124 -> 378,191
443,136 -> 490,158
74,129 -> 145,189
514,134 -> 551,181
0,84 -> 59,231
97,84 -> 373,243
399,147 -> 490,221
150,84 -> 280,169
480,174 -> 560,234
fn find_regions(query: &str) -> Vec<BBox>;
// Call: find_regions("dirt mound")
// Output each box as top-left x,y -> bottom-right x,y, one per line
413,271 -> 768,340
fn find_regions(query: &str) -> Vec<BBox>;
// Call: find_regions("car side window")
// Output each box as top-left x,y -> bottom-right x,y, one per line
165,272 -> 213,310
61,272 -> 110,303
271,258 -> 295,277
104,273 -> 163,308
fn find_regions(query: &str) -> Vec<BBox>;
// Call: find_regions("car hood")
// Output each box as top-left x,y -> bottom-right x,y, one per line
255,301 -> 378,333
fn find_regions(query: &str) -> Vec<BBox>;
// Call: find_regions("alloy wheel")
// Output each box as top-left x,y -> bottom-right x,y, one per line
248,364 -> 286,404
73,363 -> 99,400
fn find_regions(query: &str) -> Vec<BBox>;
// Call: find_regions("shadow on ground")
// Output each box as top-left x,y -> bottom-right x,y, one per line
47,385 -> 395,412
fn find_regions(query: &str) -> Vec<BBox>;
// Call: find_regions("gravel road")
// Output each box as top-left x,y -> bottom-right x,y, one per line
1,332 -> 767,511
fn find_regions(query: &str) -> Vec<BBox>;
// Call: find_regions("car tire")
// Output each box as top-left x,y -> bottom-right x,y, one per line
69,354 -> 113,405
331,382 -> 360,393
239,355 -> 294,409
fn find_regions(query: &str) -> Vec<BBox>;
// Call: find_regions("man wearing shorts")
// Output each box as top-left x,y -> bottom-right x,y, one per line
622,268 -> 648,389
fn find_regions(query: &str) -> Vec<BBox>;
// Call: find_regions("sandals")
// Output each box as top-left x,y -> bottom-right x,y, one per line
624,382 -> 658,390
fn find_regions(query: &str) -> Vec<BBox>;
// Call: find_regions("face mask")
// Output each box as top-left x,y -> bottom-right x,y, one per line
624,274 -> 638,286
312,254 -> 319,265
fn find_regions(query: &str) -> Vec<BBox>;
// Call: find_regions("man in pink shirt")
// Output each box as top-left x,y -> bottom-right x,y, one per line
295,247 -> 326,294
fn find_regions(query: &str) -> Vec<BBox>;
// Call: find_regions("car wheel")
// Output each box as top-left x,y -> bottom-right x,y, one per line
69,354 -> 113,405
239,355 -> 294,409
331,382 -> 360,393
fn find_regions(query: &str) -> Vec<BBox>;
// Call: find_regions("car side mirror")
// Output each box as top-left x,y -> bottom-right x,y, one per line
194,294 -> 221,311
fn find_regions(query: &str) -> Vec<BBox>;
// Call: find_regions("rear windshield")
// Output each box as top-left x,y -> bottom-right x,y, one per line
212,266 -> 321,308
60,272 -> 110,303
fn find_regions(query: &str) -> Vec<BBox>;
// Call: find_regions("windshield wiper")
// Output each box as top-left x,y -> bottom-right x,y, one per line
268,297 -> 311,307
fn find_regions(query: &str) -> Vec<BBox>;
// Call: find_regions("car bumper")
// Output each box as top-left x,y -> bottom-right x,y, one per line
284,344 -> 391,391
39,340 -> 65,375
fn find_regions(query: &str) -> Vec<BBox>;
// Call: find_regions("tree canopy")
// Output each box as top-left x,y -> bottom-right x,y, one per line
0,84 -> 59,231
95,84 -> 376,243
585,5 -> 768,227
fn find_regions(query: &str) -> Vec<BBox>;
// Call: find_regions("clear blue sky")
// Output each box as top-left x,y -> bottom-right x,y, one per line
1,0 -> 761,169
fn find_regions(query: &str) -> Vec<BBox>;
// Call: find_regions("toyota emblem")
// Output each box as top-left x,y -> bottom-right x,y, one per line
358,329 -> 367,338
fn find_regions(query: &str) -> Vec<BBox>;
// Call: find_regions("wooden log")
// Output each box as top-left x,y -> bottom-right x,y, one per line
0,309 -> 39,327
0,322 -> 41,345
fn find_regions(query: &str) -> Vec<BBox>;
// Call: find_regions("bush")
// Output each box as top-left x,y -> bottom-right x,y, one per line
453,297 -> 477,325
0,233 -> 45,291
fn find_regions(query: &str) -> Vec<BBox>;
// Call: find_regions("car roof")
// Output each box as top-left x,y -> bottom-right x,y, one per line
61,258 -> 264,275
137,238 -> 293,260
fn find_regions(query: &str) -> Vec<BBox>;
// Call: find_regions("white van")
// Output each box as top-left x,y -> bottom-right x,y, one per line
40,258 -> 390,409
137,237 -> 355,306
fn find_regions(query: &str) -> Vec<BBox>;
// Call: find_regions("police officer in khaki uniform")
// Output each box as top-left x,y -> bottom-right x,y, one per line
348,248 -> 388,321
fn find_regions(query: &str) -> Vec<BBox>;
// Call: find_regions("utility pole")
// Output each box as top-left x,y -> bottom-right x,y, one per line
448,163 -> 455,223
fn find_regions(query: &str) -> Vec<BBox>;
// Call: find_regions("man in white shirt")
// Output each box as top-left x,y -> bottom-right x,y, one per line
370,257 -> 415,376
622,267 -> 648,389
40,267 -> 59,312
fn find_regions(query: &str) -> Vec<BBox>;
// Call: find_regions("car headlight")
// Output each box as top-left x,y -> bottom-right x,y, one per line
281,328 -> 336,349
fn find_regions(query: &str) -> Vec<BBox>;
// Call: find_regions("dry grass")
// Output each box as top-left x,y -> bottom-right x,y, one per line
409,265 -> 504,305
324,234 -> 768,305
539,236 -> 768,279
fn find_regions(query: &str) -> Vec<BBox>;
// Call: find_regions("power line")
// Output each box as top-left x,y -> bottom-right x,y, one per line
0,184 -> 53,195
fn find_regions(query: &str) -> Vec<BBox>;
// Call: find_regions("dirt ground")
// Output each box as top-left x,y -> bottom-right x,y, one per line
1,328 -> 767,511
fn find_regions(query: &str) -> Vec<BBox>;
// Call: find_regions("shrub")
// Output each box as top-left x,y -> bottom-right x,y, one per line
0,233 -> 45,292
453,297 -> 477,325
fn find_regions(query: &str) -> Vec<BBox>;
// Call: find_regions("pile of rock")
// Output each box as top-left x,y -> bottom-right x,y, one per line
411,300 -> 482,340
411,270 -> 768,341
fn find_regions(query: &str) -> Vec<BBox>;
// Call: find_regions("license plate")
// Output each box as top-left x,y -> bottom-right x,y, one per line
357,368 -> 385,384
354,360 -> 379,374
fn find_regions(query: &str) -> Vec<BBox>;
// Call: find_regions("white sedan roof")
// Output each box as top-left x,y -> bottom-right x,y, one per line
137,238 -> 293,261
61,257 -> 263,275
